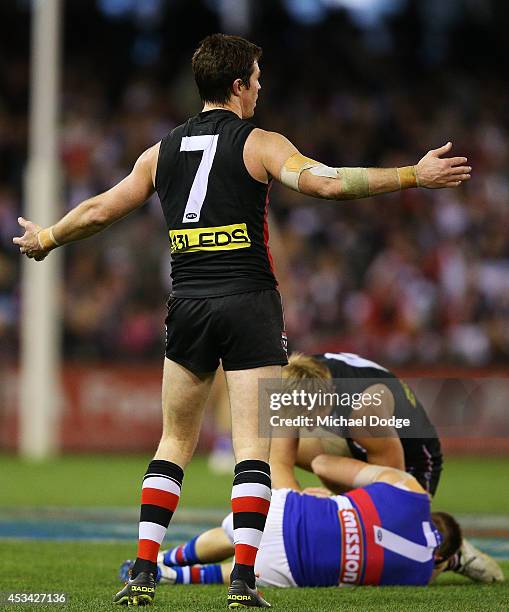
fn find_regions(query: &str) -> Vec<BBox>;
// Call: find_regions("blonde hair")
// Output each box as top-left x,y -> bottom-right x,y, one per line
282,352 -> 333,395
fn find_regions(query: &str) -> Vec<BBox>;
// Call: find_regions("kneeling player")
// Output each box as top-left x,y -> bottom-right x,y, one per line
279,351 -> 443,495
271,351 -> 503,584
119,458 -> 503,591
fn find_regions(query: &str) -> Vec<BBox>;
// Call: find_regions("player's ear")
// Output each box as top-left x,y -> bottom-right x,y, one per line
433,550 -> 446,566
232,78 -> 244,96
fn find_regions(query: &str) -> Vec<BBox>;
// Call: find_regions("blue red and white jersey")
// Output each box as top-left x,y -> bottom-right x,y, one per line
282,483 -> 440,587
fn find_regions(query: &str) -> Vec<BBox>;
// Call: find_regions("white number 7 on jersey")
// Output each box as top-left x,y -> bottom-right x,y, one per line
180,134 -> 219,223
373,521 -> 439,562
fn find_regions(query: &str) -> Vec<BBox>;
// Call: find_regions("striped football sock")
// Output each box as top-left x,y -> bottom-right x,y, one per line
131,459 -> 184,578
162,535 -> 200,566
171,564 -> 224,584
230,459 -> 271,589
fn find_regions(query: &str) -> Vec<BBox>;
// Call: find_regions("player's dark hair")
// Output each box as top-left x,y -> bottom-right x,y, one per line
192,33 -> 262,104
431,511 -> 462,562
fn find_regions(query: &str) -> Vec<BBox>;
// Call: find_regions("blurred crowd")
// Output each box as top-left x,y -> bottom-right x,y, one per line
1,1 -> 508,366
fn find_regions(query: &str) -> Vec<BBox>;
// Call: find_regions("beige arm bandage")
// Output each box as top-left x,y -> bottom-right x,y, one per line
397,165 -> 419,189
280,153 -> 369,197
280,153 -> 335,190
352,464 -> 409,489
280,153 -> 418,198
335,167 -> 370,199
37,227 -> 60,250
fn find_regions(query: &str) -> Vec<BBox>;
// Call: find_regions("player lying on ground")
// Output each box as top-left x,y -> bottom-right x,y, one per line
120,458 -> 481,589
270,351 -> 504,583
14,33 -> 471,608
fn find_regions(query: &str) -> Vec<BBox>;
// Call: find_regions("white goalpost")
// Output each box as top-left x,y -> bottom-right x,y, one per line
19,0 -> 63,459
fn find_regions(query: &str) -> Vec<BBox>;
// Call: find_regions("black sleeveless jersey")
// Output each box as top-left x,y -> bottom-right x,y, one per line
314,353 -> 443,479
155,109 -> 277,298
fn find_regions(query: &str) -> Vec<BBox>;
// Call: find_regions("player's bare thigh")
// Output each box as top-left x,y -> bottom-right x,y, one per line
207,365 -> 231,433
154,358 -> 216,465
226,365 -> 281,462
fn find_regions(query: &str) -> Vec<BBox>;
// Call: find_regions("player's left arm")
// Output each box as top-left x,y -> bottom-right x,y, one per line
350,436 -> 405,470
348,383 -> 405,470
253,130 -> 470,199
13,142 -> 160,261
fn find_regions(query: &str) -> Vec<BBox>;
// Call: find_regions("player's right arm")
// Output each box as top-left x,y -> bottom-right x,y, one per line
311,455 -> 426,495
245,129 -> 471,200
13,143 -> 160,261
270,436 -> 302,491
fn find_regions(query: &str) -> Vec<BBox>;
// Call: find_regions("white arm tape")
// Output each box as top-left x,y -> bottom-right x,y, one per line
280,153 -> 336,191
280,153 -> 370,198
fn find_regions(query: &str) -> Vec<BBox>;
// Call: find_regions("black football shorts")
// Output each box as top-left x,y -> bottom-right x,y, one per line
164,289 -> 288,373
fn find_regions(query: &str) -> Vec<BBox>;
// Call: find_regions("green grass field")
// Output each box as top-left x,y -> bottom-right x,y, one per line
1,541 -> 507,611
1,454 -> 508,610
1,454 -> 509,513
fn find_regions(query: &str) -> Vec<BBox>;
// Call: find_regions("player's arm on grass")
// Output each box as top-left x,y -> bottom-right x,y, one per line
13,142 -> 160,261
269,436 -> 302,491
248,129 -> 471,199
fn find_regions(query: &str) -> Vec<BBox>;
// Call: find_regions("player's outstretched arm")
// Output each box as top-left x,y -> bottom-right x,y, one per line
13,143 -> 160,261
252,130 -> 471,200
